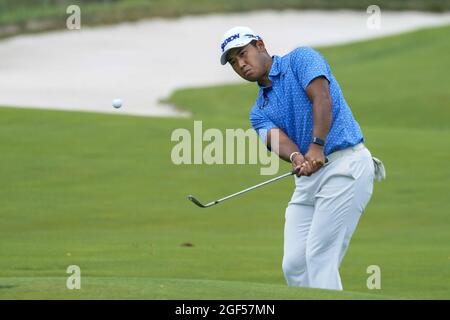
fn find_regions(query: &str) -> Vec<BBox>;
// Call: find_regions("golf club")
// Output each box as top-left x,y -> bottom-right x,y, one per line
188,157 -> 330,208
187,170 -> 296,208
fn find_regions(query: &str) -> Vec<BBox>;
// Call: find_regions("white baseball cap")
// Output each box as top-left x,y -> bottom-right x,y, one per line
219,26 -> 261,65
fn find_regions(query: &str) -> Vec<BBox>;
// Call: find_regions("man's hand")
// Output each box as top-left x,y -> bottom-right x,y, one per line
291,152 -> 313,177
266,128 -> 325,177
303,144 -> 326,175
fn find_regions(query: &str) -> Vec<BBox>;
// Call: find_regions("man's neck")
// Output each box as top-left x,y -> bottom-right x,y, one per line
257,56 -> 273,87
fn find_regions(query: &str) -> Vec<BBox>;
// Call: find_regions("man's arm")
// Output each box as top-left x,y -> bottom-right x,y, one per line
262,76 -> 331,176
266,128 -> 312,176
307,76 -> 332,143
303,76 -> 332,173
266,128 -> 299,162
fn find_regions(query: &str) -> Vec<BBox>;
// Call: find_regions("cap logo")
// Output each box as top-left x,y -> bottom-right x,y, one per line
221,33 -> 240,52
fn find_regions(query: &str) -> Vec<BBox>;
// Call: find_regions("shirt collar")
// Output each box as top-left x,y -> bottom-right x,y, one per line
257,55 -> 285,91
268,55 -> 282,77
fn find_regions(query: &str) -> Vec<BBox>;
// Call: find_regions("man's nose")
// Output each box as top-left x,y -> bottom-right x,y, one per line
238,58 -> 246,70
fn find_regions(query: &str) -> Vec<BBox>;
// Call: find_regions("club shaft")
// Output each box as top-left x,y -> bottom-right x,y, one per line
208,171 -> 294,206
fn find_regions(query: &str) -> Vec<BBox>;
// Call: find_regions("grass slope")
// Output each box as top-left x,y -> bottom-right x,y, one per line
0,25 -> 449,299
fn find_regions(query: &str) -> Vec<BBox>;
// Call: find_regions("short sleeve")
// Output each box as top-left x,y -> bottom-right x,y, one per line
249,105 -> 278,145
293,47 -> 331,91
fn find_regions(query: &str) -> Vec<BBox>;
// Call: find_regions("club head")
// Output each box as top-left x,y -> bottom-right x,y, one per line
187,195 -> 207,208
187,195 -> 219,208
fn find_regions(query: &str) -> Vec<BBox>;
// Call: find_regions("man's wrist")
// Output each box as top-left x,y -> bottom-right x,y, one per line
289,151 -> 301,163
312,136 -> 326,146
310,142 -> 324,149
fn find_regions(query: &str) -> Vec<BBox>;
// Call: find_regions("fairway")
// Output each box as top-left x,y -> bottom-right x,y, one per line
0,25 -> 449,299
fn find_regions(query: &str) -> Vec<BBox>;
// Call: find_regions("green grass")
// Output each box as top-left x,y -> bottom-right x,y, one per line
1,0 -> 449,38
0,25 -> 449,299
1,278 -> 390,299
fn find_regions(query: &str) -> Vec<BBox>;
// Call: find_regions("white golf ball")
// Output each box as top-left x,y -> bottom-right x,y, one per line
112,98 -> 122,109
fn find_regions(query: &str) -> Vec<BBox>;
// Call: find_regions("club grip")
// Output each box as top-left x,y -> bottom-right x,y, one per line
291,157 -> 329,175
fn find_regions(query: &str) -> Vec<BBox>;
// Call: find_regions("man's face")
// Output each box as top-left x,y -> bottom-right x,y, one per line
227,41 -> 267,82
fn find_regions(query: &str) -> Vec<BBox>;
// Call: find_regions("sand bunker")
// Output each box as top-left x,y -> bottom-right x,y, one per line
0,10 -> 449,117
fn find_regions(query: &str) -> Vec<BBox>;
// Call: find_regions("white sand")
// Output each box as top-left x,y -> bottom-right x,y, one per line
0,10 -> 449,117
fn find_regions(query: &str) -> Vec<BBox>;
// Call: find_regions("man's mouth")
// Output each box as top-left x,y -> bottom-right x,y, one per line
244,69 -> 252,76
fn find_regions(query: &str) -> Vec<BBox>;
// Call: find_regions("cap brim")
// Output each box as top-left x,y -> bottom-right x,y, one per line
220,39 -> 253,65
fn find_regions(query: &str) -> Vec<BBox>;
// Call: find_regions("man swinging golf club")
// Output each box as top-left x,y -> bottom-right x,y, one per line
219,26 -> 385,290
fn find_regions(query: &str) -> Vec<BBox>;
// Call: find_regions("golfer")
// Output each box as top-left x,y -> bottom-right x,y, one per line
219,26 -> 385,290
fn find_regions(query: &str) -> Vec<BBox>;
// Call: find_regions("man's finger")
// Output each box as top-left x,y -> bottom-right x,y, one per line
312,159 -> 320,170
300,161 -> 311,176
299,163 -> 305,175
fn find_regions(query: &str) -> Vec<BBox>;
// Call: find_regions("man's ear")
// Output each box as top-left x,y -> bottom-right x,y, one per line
256,40 -> 266,52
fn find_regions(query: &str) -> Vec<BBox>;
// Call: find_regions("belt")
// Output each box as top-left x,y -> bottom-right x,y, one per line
326,143 -> 365,163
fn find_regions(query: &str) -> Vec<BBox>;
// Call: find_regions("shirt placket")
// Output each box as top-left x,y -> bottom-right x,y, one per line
270,77 -> 288,115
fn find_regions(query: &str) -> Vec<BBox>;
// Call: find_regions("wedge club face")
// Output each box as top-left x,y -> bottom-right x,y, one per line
187,195 -> 218,208
187,195 -> 205,208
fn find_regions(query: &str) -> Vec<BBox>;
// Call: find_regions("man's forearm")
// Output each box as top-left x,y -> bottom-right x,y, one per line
312,98 -> 332,141
267,128 -> 301,163
307,76 -> 332,142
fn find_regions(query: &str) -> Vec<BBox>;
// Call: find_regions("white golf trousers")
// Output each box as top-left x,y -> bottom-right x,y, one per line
282,143 -> 375,290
